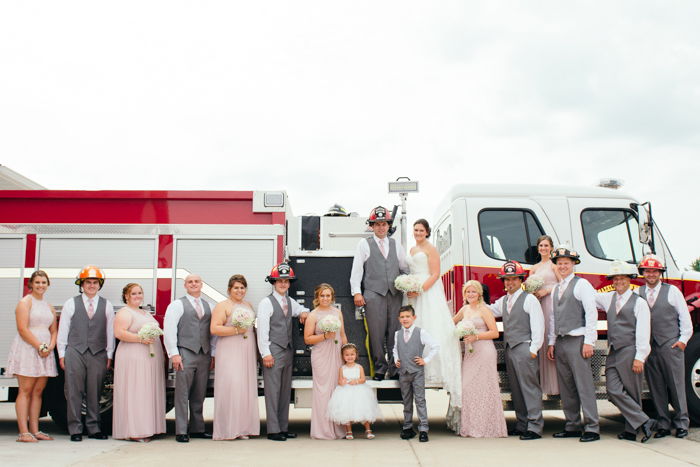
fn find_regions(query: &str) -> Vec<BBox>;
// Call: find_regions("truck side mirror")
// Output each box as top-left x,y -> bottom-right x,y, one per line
632,202 -> 652,245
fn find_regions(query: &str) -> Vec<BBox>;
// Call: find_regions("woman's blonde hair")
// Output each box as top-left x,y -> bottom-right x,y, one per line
313,283 -> 336,308
462,280 -> 484,304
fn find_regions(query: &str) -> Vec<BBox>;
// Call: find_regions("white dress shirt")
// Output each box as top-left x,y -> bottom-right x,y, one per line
256,291 -> 310,358
163,294 -> 217,358
392,324 -> 440,364
489,289 -> 545,355
57,293 -> 115,359
547,273 -> 599,346
595,289 -> 651,362
350,234 -> 409,296
635,283 -> 693,344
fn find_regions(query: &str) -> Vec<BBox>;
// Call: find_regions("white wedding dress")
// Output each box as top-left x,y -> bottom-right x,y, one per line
407,251 -> 462,429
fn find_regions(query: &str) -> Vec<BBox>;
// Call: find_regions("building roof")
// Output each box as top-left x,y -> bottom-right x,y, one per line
0,165 -> 46,190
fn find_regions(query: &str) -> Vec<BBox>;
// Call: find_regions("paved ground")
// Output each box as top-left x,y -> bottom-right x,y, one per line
1,392 -> 698,467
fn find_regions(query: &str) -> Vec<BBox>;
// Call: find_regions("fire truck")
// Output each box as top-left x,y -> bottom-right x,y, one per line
0,184 -> 698,430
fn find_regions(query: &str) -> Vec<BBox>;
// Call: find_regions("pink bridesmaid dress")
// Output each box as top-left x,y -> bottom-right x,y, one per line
310,308 -> 345,440
112,308 -> 166,439
6,297 -> 57,378
531,263 -> 560,395
213,304 -> 260,440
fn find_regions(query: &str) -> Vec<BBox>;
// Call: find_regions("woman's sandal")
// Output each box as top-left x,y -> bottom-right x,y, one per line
345,431 -> 354,440
17,433 -> 38,443
365,430 -> 375,440
32,431 -> 53,441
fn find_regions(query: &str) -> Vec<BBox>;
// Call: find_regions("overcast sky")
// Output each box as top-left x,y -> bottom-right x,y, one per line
1,1 -> 698,267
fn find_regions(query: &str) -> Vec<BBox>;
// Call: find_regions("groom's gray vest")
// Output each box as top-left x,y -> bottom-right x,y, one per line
639,284 -> 679,346
396,327 -> 425,375
268,294 -> 294,349
607,293 -> 639,350
553,276 -> 586,337
176,297 -> 211,354
502,292 -> 532,348
67,295 -> 107,355
362,237 -> 400,296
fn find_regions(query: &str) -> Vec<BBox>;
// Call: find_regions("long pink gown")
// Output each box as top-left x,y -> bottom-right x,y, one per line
112,308 -> 166,439
213,305 -> 260,440
531,262 -> 559,395
310,308 -> 345,440
6,296 -> 57,378
459,315 -> 507,438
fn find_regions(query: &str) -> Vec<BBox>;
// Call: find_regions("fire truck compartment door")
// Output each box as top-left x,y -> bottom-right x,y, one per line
0,237 -> 25,368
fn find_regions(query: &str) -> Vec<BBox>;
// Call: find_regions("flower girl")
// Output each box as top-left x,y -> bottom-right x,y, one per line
327,344 -> 380,439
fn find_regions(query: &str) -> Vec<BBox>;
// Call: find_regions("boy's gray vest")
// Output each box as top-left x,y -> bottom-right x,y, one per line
268,294 -> 294,349
67,295 -> 108,355
639,283 -> 680,346
362,237 -> 400,296
607,293 -> 640,349
176,297 -> 211,354
502,292 -> 532,347
553,276 -> 586,337
396,326 -> 425,375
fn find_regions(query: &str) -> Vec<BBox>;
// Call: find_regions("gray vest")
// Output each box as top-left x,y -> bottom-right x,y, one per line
362,237 -> 400,296
268,294 -> 294,349
502,292 -> 532,347
607,293 -> 639,349
553,276 -> 586,336
176,297 -> 211,354
639,283 -> 680,346
67,295 -> 108,355
396,326 -> 425,375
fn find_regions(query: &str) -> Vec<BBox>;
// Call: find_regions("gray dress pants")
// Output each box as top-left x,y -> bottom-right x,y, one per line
505,342 -> 544,434
262,343 -> 293,434
399,370 -> 428,432
64,347 -> 108,435
174,347 -> 211,435
606,345 -> 649,433
554,335 -> 600,433
364,289 -> 403,377
646,340 -> 689,431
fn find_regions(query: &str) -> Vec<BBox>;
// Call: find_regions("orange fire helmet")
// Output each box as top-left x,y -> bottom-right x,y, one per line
74,265 -> 105,288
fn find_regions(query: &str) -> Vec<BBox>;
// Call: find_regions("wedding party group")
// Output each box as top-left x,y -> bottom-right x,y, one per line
6,205 -> 692,446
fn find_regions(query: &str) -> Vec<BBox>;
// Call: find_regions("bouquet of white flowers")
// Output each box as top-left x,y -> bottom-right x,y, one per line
454,319 -> 477,353
524,276 -> 545,294
138,323 -> 164,357
394,274 -> 423,293
230,307 -> 256,338
317,315 -> 341,344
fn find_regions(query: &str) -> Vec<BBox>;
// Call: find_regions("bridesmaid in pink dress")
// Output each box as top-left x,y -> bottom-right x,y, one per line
113,283 -> 166,442
7,271 -> 58,443
529,235 -> 560,395
211,274 -> 260,440
304,283 -> 348,440
453,280 -> 507,438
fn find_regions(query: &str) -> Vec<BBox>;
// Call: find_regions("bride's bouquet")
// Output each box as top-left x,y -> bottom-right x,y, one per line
394,274 -> 423,293
137,323 -> 164,357
524,275 -> 545,294
230,307 -> 256,338
454,320 -> 477,353
317,315 -> 341,344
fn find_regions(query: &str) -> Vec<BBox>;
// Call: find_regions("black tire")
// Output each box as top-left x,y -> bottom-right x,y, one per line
684,334 -> 700,426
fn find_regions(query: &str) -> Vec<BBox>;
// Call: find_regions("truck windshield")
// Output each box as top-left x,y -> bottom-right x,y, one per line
478,209 -> 545,264
581,209 -> 644,263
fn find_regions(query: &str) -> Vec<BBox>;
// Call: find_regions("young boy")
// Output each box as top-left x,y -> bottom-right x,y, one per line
393,305 -> 439,442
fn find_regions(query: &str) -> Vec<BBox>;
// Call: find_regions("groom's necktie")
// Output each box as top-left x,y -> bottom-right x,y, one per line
507,294 -> 514,313
378,239 -> 387,259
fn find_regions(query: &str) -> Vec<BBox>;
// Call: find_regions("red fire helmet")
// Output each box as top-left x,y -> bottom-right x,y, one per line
638,254 -> 666,274
497,260 -> 527,279
367,206 -> 392,225
265,262 -> 297,283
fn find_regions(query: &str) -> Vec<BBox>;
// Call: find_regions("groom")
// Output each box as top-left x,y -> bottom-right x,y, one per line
350,206 -> 408,381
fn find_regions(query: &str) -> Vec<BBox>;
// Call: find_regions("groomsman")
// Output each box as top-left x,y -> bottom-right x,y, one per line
257,262 -> 309,441
595,260 -> 656,442
546,247 -> 600,442
164,274 -> 215,442
57,266 -> 115,441
350,206 -> 408,380
489,261 -> 545,440
636,255 -> 693,439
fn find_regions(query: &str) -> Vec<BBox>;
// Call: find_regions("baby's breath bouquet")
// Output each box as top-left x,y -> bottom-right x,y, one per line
137,323 -> 163,357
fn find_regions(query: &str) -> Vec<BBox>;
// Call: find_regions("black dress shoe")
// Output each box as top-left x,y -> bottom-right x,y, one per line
418,431 -> 429,442
519,431 -> 542,440
281,432 -> 297,439
507,429 -> 525,437
389,374 -> 399,380
88,432 -> 108,440
189,432 -> 212,439
654,428 -> 671,439
676,428 -> 689,439
267,433 -> 286,441
579,432 -> 600,442
618,432 -> 636,441
400,428 -> 416,440
175,434 -> 189,443
552,430 -> 581,438
640,419 -> 657,443
70,434 -> 82,442
372,374 -> 385,381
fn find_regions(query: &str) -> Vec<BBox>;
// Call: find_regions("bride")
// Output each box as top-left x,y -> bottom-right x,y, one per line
406,219 -> 462,429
